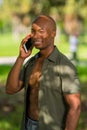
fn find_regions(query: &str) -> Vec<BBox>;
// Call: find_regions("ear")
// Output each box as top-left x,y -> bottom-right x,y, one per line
51,31 -> 56,37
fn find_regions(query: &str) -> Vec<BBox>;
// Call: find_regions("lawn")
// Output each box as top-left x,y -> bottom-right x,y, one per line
0,33 -> 87,61
0,33 -> 38,56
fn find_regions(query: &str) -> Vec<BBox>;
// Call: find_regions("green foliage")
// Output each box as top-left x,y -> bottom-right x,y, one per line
0,0 -> 87,32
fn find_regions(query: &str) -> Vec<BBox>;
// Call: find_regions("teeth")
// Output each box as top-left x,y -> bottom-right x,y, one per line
35,39 -> 42,42
35,41 -> 41,42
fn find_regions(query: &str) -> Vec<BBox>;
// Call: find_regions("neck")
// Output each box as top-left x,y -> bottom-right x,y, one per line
39,45 -> 55,58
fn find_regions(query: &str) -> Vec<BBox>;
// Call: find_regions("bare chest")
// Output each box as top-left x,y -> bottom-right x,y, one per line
27,58 -> 45,119
29,58 -> 44,88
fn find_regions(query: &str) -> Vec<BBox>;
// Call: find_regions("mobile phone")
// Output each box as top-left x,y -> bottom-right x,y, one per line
23,38 -> 32,53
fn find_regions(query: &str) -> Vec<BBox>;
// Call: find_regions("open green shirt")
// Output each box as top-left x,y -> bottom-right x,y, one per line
20,46 -> 80,130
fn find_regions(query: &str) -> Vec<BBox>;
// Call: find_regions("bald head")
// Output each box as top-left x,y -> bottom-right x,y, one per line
32,15 -> 56,33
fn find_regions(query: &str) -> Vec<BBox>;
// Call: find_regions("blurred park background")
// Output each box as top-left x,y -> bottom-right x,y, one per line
0,0 -> 87,130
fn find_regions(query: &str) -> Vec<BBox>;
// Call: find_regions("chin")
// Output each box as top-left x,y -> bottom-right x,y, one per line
34,45 -> 42,49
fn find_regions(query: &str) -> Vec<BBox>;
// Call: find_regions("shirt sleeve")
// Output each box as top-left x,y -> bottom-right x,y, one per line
62,65 -> 80,94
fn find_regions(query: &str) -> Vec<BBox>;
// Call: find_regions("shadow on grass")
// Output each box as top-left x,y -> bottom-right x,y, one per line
0,84 -> 24,130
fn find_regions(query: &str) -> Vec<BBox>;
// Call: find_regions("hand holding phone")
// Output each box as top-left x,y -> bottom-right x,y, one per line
23,38 -> 32,53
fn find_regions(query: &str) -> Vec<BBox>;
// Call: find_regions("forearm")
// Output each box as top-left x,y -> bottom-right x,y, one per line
6,56 -> 25,93
65,107 -> 81,130
6,34 -> 33,94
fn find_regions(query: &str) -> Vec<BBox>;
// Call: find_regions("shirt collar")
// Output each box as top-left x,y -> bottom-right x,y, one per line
34,46 -> 60,63
47,46 -> 60,63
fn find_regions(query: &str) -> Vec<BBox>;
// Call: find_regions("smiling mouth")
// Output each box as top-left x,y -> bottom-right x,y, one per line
34,39 -> 42,45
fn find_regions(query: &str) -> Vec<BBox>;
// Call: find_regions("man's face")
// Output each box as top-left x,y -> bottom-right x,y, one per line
31,18 -> 55,50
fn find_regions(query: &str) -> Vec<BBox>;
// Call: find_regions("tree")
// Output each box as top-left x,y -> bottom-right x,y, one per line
0,0 -> 87,33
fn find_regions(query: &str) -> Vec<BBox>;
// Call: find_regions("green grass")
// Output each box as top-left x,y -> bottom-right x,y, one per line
0,63 -> 87,84
0,65 -> 12,84
77,66 -> 87,82
0,33 -> 87,61
0,33 -> 38,56
0,33 -> 19,56
56,34 -> 87,61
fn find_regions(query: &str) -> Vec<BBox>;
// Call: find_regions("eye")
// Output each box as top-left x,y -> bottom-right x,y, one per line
39,29 -> 45,33
31,29 -> 35,33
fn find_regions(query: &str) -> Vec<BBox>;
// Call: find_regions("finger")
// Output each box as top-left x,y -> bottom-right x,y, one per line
21,34 -> 31,45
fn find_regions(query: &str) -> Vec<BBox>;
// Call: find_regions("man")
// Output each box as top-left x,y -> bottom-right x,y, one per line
6,15 -> 81,130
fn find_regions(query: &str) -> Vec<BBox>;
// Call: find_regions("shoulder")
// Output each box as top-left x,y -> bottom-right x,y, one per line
56,48 -> 77,74
24,56 -> 35,67
56,48 -> 75,67
24,53 -> 38,68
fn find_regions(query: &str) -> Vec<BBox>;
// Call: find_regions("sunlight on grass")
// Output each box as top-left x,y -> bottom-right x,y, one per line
77,66 -> 87,82
0,33 -> 87,60
0,33 -> 20,56
0,33 -> 39,56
